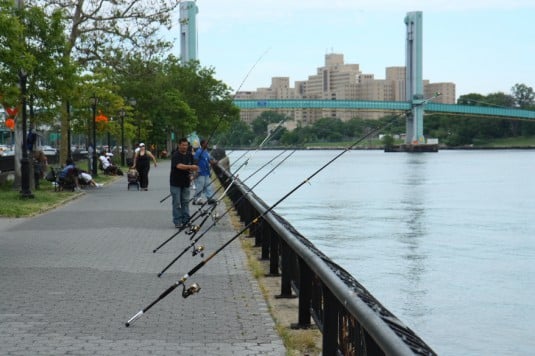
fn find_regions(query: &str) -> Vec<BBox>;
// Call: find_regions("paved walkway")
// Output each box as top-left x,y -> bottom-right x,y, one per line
0,163 -> 285,355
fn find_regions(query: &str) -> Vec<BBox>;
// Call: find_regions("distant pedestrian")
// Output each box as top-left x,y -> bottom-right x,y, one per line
192,139 -> 218,205
170,138 -> 198,228
33,149 -> 48,189
132,143 -> 157,191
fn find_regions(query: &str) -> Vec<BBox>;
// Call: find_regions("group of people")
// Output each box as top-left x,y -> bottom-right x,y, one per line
38,137 -> 217,229
170,138 -> 218,228
58,158 -> 102,191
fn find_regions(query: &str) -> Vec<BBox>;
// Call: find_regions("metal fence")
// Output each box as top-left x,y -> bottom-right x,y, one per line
214,163 -> 436,356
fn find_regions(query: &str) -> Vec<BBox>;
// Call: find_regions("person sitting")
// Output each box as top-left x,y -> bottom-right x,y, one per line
98,150 -> 119,175
58,158 -> 81,191
78,170 -> 102,188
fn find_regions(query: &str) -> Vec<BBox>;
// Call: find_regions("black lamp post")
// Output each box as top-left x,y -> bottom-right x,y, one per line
119,109 -> 125,166
67,101 -> 71,159
90,95 -> 98,176
16,0 -> 32,198
19,69 -> 33,199
107,120 -> 111,154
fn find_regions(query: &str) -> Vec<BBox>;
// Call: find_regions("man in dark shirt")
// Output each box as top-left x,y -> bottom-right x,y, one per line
170,138 -> 198,228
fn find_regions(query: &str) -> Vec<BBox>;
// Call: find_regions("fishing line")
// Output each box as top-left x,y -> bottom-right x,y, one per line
152,174 -> 238,254
125,112 -> 404,327
156,149 -> 296,277
153,122 -> 285,252
159,48 -> 271,204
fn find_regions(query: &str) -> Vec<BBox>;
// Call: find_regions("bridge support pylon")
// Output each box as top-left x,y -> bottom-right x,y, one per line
401,11 -> 438,152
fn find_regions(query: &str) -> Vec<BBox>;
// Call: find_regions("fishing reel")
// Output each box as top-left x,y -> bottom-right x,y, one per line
182,282 -> 201,299
192,245 -> 204,257
186,225 -> 200,235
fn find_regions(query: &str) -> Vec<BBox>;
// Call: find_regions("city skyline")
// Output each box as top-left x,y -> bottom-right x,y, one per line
167,0 -> 534,99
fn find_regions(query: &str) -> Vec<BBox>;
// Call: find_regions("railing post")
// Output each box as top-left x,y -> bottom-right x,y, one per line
277,240 -> 295,298
261,221 -> 270,260
292,257 -> 312,329
254,218 -> 262,247
323,287 -> 339,355
268,231 -> 279,276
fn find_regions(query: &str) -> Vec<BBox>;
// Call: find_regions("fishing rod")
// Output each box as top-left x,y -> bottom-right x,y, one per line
125,111 -> 400,326
152,174 -> 238,254
156,150 -> 296,277
153,122 -> 285,251
189,120 -> 284,205
159,49 -> 271,204
228,120 -> 285,171
157,195 -> 220,277
123,93 -> 447,326
158,117 -> 283,205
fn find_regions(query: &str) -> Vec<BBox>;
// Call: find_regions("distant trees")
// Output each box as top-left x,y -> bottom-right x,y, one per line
511,83 -> 535,109
426,83 -> 535,145
225,83 -> 535,148
279,115 -> 405,146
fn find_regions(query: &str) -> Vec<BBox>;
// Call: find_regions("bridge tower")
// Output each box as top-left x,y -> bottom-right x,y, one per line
404,11 -> 425,145
179,1 -> 199,62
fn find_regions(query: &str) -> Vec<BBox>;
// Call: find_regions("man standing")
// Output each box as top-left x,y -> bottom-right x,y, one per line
170,138 -> 198,228
193,139 -> 218,205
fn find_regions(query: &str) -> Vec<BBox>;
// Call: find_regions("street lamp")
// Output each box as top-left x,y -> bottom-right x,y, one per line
127,98 -> 138,142
16,0 -> 33,199
19,69 -> 33,199
119,109 -> 125,166
90,95 -> 98,176
67,101 -> 71,159
107,117 -> 111,154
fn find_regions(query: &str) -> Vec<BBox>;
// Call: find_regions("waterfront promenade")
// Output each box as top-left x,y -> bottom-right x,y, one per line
0,164 -> 285,355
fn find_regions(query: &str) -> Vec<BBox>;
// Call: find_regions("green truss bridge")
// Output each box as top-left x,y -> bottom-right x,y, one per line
233,99 -> 535,121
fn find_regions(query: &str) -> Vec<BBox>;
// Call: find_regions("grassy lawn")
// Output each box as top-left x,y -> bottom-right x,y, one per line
0,171 -> 118,218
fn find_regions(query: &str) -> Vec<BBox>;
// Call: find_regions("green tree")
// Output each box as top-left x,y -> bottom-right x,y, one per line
29,0 -> 181,164
251,111 -> 287,138
215,120 -> 254,147
1,1 -> 74,185
112,56 -> 238,150
511,83 -> 535,109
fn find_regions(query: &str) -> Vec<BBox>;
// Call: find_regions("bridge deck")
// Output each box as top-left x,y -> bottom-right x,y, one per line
234,99 -> 535,120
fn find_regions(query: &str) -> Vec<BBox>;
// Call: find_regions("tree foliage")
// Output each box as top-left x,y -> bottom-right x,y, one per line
111,55 -> 239,150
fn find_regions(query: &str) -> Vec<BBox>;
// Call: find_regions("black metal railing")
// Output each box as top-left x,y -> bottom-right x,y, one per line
214,163 -> 436,356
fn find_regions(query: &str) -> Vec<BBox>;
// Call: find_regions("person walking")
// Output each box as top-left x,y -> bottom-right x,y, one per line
170,138 -> 198,228
192,139 -> 218,205
132,143 -> 157,191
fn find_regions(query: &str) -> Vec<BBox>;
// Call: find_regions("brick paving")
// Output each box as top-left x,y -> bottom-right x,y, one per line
0,164 -> 285,355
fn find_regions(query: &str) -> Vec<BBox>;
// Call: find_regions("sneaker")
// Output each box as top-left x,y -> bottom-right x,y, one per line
193,199 -> 204,205
207,199 -> 217,205
96,183 -> 103,188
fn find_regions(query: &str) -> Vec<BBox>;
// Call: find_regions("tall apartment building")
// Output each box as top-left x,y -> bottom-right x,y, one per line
235,77 -> 297,126
237,53 -> 456,128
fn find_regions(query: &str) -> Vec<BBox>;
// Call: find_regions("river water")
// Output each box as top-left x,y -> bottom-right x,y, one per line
227,149 -> 535,355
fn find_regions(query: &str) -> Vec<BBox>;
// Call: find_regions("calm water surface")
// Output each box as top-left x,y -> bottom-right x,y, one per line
228,149 -> 535,355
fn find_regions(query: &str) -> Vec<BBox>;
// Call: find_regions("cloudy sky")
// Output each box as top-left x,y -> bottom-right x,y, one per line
167,0 -> 534,99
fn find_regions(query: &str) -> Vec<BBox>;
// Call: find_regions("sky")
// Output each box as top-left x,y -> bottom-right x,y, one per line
166,0 -> 535,99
